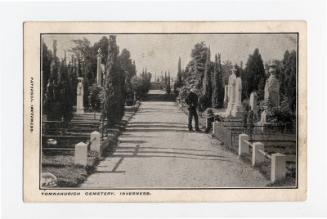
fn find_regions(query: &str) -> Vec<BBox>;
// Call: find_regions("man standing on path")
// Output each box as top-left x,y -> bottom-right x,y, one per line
185,88 -> 201,132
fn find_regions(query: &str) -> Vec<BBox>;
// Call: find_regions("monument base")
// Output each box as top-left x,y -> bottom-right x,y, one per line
76,108 -> 85,114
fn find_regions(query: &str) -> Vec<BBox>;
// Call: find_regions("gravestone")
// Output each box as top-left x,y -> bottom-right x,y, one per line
76,77 -> 84,114
224,70 -> 236,117
249,91 -> 258,114
231,77 -> 243,117
224,67 -> 243,117
90,131 -> 101,156
96,48 -> 103,86
74,142 -> 88,166
264,66 -> 280,108
223,85 -> 228,107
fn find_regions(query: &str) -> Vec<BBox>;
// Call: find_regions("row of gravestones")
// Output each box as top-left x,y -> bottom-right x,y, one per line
223,65 -> 280,127
74,130 -> 101,166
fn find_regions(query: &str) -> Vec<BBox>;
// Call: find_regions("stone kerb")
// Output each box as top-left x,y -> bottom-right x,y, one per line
252,142 -> 265,166
238,134 -> 249,156
74,142 -> 88,166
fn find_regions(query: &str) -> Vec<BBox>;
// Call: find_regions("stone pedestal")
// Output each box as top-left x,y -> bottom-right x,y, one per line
76,77 -> 84,114
74,142 -> 88,166
90,131 -> 101,156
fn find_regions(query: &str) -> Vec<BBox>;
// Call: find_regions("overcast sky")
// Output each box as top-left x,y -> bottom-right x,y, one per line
43,33 -> 297,78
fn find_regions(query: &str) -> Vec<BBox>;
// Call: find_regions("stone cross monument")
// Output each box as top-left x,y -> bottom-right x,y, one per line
76,77 -> 84,114
96,48 -> 103,86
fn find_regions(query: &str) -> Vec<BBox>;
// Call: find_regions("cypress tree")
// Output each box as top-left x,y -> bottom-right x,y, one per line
244,48 -> 266,99
102,35 -> 120,127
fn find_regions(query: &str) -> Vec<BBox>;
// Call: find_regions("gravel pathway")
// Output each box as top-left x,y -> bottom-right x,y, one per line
81,100 -> 269,189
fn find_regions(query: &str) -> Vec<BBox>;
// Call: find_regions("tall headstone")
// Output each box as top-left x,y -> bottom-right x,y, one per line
249,91 -> 258,114
224,67 -> 243,117
264,65 -> 280,108
231,77 -> 243,117
76,77 -> 84,114
223,85 -> 228,107
225,71 -> 236,117
96,48 -> 103,86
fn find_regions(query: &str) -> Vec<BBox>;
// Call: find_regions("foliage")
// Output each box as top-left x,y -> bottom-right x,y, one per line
131,71 -> 152,98
88,84 -> 104,113
202,47 -> 212,102
244,48 -> 266,100
166,73 -> 171,94
102,35 -> 124,127
175,57 -> 183,88
43,43 -> 74,123
280,50 -> 297,112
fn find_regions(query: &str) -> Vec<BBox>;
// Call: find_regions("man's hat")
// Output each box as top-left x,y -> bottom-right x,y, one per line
206,109 -> 215,117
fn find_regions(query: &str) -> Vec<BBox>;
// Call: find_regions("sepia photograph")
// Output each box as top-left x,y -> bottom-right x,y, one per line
23,21 -> 306,202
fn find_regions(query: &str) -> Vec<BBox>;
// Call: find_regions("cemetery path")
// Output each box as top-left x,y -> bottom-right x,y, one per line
81,100 -> 269,189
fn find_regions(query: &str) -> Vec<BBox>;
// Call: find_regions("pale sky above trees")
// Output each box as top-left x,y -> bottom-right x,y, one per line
43,33 -> 297,78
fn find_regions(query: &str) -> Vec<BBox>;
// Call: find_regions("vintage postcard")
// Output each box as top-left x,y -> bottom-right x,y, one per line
23,21 -> 307,202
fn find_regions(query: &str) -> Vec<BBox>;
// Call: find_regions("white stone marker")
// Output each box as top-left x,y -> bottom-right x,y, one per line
74,142 -> 88,166
76,77 -> 84,114
252,142 -> 265,166
90,131 -> 101,156
271,153 -> 287,182
238,134 -> 249,156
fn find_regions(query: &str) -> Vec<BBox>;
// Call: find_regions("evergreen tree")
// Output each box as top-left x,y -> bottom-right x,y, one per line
280,50 -> 297,112
211,53 -> 224,108
102,35 -> 121,127
175,57 -> 183,88
166,72 -> 171,94
202,46 -> 212,102
244,48 -> 266,99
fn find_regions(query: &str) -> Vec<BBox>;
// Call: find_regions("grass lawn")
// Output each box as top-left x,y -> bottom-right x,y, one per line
42,153 -> 99,187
